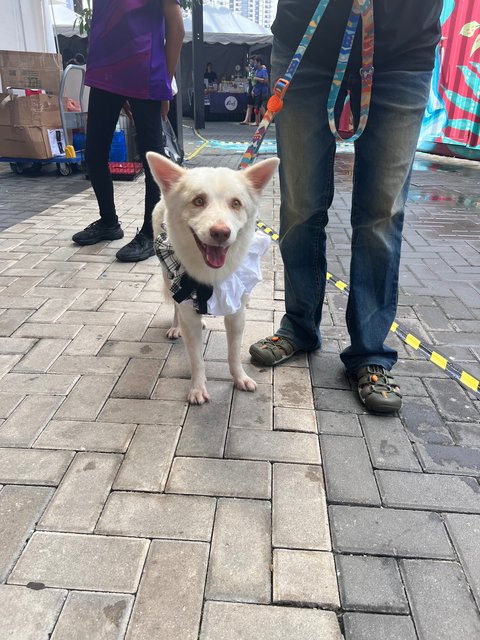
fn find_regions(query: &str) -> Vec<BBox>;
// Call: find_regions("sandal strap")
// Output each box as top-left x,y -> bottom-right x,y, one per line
257,336 -> 296,358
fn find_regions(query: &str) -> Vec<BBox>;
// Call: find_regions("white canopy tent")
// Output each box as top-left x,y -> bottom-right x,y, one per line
183,6 -> 272,46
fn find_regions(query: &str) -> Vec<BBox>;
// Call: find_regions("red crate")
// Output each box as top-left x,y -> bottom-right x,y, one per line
108,161 -> 143,180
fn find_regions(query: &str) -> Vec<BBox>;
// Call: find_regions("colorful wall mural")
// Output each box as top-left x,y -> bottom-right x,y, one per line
418,0 -> 480,160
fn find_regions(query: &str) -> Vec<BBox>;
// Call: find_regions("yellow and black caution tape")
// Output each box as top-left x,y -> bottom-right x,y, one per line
257,220 -> 480,398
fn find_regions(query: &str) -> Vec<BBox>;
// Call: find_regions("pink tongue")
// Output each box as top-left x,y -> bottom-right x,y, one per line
206,245 -> 228,268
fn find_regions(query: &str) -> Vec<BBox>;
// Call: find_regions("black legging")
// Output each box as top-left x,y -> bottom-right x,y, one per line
84,87 -> 165,238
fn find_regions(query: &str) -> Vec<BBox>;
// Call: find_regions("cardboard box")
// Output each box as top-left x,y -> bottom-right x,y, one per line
0,93 -> 66,128
0,50 -> 62,95
0,125 -> 65,159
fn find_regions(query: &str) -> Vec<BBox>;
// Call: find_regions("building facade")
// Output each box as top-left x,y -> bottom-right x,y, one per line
204,0 -> 277,29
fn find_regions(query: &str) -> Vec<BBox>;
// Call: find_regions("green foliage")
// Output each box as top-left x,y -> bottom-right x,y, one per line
180,0 -> 202,8
74,0 -> 92,36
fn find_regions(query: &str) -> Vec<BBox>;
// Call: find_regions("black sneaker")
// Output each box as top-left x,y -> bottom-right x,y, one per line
116,229 -> 155,262
72,219 -> 124,246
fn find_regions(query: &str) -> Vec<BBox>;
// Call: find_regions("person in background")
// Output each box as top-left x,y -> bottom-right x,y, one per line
239,56 -> 256,125
204,62 -> 218,85
249,0 -> 443,413
252,55 -> 269,125
72,0 -> 184,262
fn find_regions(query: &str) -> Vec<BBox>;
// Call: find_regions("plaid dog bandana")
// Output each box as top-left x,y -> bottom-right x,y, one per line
154,225 -> 213,315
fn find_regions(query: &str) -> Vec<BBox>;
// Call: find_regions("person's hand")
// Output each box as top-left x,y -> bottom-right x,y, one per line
161,100 -> 170,121
122,101 -> 133,120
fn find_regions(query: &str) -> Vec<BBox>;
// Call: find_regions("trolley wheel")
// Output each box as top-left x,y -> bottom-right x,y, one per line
10,162 -> 25,175
57,163 -> 73,176
31,162 -> 43,173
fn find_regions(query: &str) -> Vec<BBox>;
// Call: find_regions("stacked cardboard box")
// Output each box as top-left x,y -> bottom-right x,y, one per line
0,50 -> 66,159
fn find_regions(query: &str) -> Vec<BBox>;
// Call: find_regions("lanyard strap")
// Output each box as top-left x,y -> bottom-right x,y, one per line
239,0 -> 374,169
327,0 -> 374,141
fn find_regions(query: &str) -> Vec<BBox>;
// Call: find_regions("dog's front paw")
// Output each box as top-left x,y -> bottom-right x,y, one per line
234,375 -> 257,392
188,386 -> 210,405
166,326 -> 181,340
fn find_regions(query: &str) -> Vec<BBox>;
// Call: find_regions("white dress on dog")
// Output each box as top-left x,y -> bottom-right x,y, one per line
155,229 -> 271,316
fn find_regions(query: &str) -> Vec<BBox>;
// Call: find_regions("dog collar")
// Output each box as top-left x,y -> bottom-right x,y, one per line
155,226 -> 213,315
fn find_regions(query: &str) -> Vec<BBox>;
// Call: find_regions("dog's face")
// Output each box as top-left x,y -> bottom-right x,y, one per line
148,153 -> 279,284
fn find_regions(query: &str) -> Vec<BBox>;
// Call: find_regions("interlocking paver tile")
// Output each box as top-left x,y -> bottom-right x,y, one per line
230,383 -> 272,429
360,415 -> 422,471
111,357 -> 162,399
166,457 -> 271,499
125,540 -> 208,640
273,366 -> 314,408
444,514 -> 480,609
34,419 -> 135,453
330,505 -> 454,559
272,463 -> 330,550
113,424 -> 180,492
447,421 -> 480,447
99,339 -> 170,359
0,394 -> 63,446
13,322 -> 83,339
320,434 -> 381,505
199,601 -> 343,640
0,447 -> 74,485
273,549 -> 339,608
38,452 -> 122,533
316,410 -> 362,436
206,498 -> 270,603
425,376 -> 480,422
13,338 -> 70,373
96,492 -> 215,540
0,309 -> 33,336
343,612 -> 417,640
99,397 -> 186,425
51,591 -> 134,640
63,325 -> 113,356
54,374 -> 118,422
401,397 -> 455,444
0,393 -> 25,419
9,531 -> 149,592
176,382 -> 232,458
226,427 -> 320,463
0,584 -> 66,640
0,372 -> 78,395
336,555 -> 408,614
0,485 -> 53,580
400,559 -> 480,640
415,442 -> 480,475
376,469 -> 480,512
274,406 -> 317,432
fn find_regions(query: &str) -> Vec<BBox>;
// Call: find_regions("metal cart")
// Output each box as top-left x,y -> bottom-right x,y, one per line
1,64 -> 87,176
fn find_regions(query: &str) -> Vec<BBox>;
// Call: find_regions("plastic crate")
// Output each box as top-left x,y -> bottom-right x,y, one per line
108,161 -> 143,180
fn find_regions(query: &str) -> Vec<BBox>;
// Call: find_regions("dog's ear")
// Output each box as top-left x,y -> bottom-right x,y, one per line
242,157 -> 280,193
146,151 -> 185,194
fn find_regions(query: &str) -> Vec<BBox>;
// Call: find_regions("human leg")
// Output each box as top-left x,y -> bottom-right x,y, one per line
72,88 -> 125,245
340,69 -> 432,375
250,38 -> 340,365
115,97 -> 164,261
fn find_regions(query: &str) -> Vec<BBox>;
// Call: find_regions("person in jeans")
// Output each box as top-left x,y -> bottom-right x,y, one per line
249,0 -> 443,413
72,0 -> 184,262
252,55 -> 270,125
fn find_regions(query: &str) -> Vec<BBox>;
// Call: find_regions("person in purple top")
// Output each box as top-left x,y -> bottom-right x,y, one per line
72,0 -> 185,262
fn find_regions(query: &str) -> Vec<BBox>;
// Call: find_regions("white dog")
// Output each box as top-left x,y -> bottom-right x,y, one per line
147,152 -> 279,405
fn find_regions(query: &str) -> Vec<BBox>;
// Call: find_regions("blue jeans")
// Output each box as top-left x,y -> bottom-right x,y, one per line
272,38 -> 432,373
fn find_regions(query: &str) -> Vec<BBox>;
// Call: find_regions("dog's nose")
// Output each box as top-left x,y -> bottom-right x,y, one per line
209,224 -> 231,243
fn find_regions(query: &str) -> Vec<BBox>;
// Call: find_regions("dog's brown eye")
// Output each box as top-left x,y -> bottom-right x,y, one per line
193,196 -> 205,207
231,199 -> 242,209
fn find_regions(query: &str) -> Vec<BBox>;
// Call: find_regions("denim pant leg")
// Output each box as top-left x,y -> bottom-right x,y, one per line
272,40 -> 340,352
340,70 -> 433,373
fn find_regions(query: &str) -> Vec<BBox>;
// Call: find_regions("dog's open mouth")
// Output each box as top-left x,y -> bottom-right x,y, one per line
193,233 -> 229,269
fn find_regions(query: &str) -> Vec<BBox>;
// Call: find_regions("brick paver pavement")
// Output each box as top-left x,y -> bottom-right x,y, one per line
0,120 -> 479,639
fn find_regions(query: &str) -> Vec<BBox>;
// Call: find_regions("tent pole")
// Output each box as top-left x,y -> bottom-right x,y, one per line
192,0 -> 205,129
